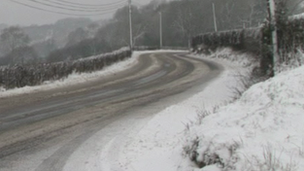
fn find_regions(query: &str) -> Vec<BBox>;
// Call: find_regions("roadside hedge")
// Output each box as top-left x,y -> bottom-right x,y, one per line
277,17 -> 304,60
191,28 -> 262,54
0,48 -> 132,90
192,15 -> 304,76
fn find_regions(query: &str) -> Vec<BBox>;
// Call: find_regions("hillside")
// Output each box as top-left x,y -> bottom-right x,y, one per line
23,18 -> 93,47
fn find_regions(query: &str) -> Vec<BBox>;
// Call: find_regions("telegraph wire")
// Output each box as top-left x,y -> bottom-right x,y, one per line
133,2 -> 143,8
133,0 -> 144,7
44,0 -> 127,10
55,0 -> 127,8
9,0 -> 126,16
24,0 -> 127,13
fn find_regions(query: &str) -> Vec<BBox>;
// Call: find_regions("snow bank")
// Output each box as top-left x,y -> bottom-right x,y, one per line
289,13 -> 304,20
184,59 -> 304,170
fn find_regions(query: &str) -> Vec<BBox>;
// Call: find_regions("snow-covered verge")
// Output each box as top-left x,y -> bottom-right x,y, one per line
0,51 -> 145,98
0,50 -> 187,98
100,48 -> 256,171
183,55 -> 304,170
0,54 -> 135,98
194,48 -> 258,69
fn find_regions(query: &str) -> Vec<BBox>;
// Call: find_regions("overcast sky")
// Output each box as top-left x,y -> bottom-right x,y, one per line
0,0 -> 152,26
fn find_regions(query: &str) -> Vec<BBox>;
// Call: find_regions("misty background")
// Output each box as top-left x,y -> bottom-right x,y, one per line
0,0 -> 303,66
0,0 -> 153,26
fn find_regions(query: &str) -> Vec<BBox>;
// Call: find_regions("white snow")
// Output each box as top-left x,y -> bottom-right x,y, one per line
94,48 -> 255,171
182,50 -> 304,170
4,48 -> 303,171
96,48 -> 304,171
289,12 -> 304,20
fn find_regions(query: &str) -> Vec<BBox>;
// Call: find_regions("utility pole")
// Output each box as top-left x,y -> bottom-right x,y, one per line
268,0 -> 278,75
128,0 -> 133,50
159,12 -> 163,49
212,3 -> 218,32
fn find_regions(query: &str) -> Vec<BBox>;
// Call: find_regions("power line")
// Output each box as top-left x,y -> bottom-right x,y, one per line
54,0 -> 126,8
9,0 -> 126,16
23,0 -> 127,13
44,0 -> 127,10
132,2 -> 142,8
132,0 -> 144,7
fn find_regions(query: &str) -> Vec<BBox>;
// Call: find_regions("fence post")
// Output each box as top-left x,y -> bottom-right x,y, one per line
268,0 -> 279,75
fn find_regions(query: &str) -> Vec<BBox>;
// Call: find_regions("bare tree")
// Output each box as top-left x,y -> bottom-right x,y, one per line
220,0 -> 236,29
66,28 -> 88,47
4,46 -> 38,65
285,0 -> 304,15
173,7 -> 190,37
133,23 -> 148,46
239,0 -> 267,28
172,0 -> 206,41
0,26 -> 30,55
97,23 -> 118,51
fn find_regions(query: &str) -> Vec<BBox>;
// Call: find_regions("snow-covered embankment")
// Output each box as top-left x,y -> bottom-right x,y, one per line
184,49 -> 304,170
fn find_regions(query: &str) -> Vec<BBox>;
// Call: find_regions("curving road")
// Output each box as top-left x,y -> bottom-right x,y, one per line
0,52 -> 222,171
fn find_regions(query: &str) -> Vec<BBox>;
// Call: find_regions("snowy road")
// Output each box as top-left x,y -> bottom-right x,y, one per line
0,52 -> 222,171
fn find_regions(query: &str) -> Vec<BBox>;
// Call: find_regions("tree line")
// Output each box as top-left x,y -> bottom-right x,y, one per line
191,0 -> 304,77
1,0 -> 303,66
